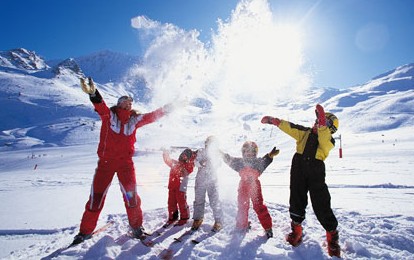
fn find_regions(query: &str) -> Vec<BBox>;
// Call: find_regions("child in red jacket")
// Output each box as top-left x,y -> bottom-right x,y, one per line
163,148 -> 197,227
222,141 -> 279,238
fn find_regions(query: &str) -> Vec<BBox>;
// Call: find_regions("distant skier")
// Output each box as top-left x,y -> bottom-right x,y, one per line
73,77 -> 173,244
261,104 -> 341,257
222,141 -> 279,238
163,148 -> 197,227
191,136 -> 224,232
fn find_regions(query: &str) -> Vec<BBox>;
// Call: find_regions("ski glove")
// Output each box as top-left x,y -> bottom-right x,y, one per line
261,116 -> 281,126
162,103 -> 177,114
80,77 -> 96,95
315,104 -> 326,126
268,147 -> 280,158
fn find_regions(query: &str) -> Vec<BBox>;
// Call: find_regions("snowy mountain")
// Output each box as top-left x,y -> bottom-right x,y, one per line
0,48 -> 151,149
74,50 -> 140,84
324,63 -> 414,132
0,47 -> 413,151
0,48 -> 414,260
0,48 -> 49,71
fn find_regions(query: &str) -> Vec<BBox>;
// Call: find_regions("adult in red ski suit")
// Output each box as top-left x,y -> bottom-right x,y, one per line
73,77 -> 171,244
162,148 -> 196,227
222,141 -> 279,238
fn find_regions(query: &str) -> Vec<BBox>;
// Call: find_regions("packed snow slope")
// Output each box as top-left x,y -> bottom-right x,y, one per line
0,47 -> 413,259
0,129 -> 413,260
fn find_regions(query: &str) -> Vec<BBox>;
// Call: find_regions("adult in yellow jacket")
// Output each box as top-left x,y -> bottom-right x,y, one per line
261,104 -> 340,257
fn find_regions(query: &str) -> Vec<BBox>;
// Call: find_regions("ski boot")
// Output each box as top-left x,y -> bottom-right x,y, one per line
163,210 -> 179,228
163,219 -> 177,228
131,226 -> 145,239
265,228 -> 273,239
327,230 -> 341,257
174,218 -> 188,226
191,219 -> 203,231
72,232 -> 92,245
234,221 -> 251,234
286,221 -> 303,247
211,221 -> 222,232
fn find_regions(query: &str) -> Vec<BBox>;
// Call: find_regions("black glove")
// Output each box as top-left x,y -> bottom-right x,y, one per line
268,147 -> 280,158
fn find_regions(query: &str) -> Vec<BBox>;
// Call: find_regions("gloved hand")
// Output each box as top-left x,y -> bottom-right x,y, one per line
218,149 -> 225,158
315,104 -> 326,126
162,149 -> 170,159
162,102 -> 177,113
80,77 -> 96,95
268,147 -> 280,158
261,116 -> 281,126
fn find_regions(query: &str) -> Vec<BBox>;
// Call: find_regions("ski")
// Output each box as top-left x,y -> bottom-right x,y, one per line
162,220 -> 177,229
140,236 -> 157,247
154,228 -> 196,259
152,221 -> 176,237
126,230 -> 157,247
131,223 -> 176,247
158,248 -> 174,260
127,221 -> 183,247
191,230 -> 219,244
41,220 -> 115,260
191,234 -> 207,244
173,229 -> 195,242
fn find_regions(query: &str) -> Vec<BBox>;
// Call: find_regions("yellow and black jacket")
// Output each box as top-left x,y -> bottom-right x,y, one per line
278,120 -> 335,161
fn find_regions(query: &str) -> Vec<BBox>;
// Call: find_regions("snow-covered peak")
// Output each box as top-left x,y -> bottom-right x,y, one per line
372,63 -> 414,81
356,63 -> 414,93
74,50 -> 140,83
0,48 -> 49,71
321,63 -> 414,132
52,58 -> 83,77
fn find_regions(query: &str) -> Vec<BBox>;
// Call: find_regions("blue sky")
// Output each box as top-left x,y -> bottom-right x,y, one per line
1,0 -> 414,89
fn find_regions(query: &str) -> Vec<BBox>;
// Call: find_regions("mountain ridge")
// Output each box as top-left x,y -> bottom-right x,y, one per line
0,48 -> 413,150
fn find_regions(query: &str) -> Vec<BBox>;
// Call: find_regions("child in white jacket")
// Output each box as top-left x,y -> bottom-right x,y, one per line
191,136 -> 224,232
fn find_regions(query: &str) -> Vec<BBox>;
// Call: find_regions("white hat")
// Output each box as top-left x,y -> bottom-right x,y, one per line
117,96 -> 133,106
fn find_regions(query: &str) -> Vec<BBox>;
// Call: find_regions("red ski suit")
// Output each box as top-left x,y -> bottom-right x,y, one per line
163,151 -> 196,221
223,153 -> 274,230
79,90 -> 166,235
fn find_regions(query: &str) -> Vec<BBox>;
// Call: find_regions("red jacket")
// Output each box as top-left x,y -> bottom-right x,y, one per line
163,152 -> 196,190
93,98 -> 165,160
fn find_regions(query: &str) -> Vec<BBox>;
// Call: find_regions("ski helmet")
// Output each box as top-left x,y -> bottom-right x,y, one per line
325,112 -> 339,134
205,136 -> 218,147
242,141 -> 258,159
179,148 -> 193,162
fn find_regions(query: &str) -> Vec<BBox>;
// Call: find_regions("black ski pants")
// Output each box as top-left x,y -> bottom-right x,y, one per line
289,153 -> 338,231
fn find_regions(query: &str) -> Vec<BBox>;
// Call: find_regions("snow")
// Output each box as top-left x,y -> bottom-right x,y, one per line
1,1 -> 414,258
0,125 -> 413,259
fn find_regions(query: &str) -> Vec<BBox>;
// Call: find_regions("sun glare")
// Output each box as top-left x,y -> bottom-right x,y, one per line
251,23 -> 303,83
215,19 -> 306,103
